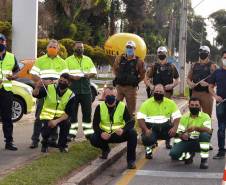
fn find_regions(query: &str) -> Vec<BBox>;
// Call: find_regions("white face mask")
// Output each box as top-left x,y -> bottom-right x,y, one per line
222,59 -> 226,66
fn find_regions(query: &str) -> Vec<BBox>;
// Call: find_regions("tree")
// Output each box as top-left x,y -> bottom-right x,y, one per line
210,9 -> 226,49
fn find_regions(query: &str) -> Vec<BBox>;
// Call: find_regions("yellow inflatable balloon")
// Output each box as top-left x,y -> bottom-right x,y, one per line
104,33 -> 147,60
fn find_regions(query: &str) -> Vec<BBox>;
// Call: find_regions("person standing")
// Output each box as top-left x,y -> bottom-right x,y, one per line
209,50 -> 226,159
66,41 -> 97,139
187,46 -> 217,117
113,41 -> 145,117
145,46 -> 180,149
0,33 -> 20,150
137,84 -> 181,159
33,73 -> 75,153
29,39 -> 68,148
89,86 -> 137,169
170,97 -> 212,169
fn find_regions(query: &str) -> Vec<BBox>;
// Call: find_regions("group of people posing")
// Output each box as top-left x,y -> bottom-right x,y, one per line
0,33 -> 226,170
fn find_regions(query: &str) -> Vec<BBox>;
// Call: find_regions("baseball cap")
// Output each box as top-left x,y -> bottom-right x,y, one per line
199,45 -> 210,53
157,46 -> 168,54
0,33 -> 6,41
126,41 -> 136,48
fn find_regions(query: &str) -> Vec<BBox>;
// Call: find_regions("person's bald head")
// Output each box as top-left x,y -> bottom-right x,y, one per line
153,84 -> 165,95
104,87 -> 117,98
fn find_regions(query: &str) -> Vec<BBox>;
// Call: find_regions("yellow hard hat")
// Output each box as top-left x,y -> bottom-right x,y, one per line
104,33 -> 147,60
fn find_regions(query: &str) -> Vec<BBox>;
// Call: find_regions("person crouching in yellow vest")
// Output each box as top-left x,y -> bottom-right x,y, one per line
32,73 -> 75,153
137,84 -> 182,159
89,86 -> 137,169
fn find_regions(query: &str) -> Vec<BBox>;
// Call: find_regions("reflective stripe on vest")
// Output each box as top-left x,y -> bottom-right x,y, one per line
0,52 -> 15,91
145,115 -> 169,124
40,84 -> 73,120
100,102 -> 126,133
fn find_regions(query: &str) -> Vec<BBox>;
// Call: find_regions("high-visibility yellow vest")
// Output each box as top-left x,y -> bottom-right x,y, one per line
100,101 -> 126,133
30,54 -> 68,79
40,84 -> 73,120
0,52 -> 15,91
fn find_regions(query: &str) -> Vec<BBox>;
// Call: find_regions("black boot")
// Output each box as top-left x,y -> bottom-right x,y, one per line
5,143 -> 18,151
200,158 -> 208,169
145,147 -> 153,159
127,161 -> 136,169
184,153 -> 195,164
165,139 -> 172,149
100,148 -> 110,159
41,145 -> 48,153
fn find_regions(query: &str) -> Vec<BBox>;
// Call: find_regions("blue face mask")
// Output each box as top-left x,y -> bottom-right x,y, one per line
0,44 -> 6,52
105,95 -> 116,105
126,48 -> 134,56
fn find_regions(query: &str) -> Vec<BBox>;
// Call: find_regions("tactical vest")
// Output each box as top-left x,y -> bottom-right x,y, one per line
115,56 -> 139,87
100,102 -> 126,133
192,62 -> 212,92
153,63 -> 174,86
40,84 -> 73,120
0,52 -> 15,91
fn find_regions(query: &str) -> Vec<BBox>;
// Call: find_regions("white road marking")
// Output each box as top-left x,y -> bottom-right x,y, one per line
136,170 -> 222,179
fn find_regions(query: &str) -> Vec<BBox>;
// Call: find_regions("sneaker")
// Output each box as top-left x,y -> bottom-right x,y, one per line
200,158 -> 208,169
145,147 -> 153,159
213,151 -> 225,159
100,148 -> 110,159
127,161 -> 136,169
5,143 -> 18,151
41,146 -> 48,153
29,142 -> 38,149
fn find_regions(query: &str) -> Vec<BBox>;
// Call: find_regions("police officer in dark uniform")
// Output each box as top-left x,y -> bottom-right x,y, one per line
187,46 -> 216,117
0,33 -> 19,150
145,46 -> 179,149
113,41 -> 145,117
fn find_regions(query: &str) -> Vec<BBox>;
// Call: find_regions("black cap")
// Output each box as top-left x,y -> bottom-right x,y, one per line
0,33 -> 6,41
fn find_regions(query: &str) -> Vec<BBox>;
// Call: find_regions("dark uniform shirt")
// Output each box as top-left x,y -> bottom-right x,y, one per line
93,101 -> 134,134
209,68 -> 226,99
0,52 -> 20,73
33,86 -> 75,117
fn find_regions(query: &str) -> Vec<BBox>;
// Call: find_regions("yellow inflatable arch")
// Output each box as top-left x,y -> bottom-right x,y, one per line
104,33 -> 147,60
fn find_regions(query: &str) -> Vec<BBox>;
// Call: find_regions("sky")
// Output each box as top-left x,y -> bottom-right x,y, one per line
191,0 -> 226,44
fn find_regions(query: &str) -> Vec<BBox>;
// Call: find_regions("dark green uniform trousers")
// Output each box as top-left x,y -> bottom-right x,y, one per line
170,132 -> 211,160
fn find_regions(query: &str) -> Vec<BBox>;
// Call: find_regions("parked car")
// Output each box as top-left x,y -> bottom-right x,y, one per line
8,81 -> 35,122
17,59 -> 99,102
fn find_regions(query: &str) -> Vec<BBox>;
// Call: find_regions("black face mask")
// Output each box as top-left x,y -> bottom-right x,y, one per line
189,107 -> 200,116
158,55 -> 166,60
154,93 -> 164,101
0,44 -> 6,52
75,48 -> 83,56
58,83 -> 68,90
105,95 -> 116,105
199,53 -> 208,60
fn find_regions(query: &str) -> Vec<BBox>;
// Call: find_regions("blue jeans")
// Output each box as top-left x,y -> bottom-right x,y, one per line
216,103 -> 226,151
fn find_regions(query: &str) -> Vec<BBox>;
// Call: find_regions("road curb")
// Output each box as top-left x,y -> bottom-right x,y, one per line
62,98 -> 188,185
62,143 -> 127,185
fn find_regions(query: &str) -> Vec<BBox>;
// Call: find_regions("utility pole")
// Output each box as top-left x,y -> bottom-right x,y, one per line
168,15 -> 177,56
178,0 -> 188,96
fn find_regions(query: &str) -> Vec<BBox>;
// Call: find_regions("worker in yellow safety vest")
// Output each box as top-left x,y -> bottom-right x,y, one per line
32,73 -> 75,153
0,33 -> 20,151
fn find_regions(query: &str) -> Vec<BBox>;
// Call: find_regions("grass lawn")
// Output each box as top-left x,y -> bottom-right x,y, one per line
0,141 -> 99,185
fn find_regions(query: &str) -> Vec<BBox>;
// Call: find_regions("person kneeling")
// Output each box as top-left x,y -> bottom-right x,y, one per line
32,73 -> 75,153
170,97 -> 212,169
89,86 -> 137,169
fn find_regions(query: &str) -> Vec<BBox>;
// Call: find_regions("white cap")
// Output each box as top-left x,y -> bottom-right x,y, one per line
199,45 -> 210,53
157,46 -> 168,54
126,41 -> 136,48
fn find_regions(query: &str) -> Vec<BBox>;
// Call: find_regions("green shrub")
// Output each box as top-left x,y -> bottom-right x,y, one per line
59,38 -> 75,56
0,21 -> 11,38
37,39 -> 68,59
